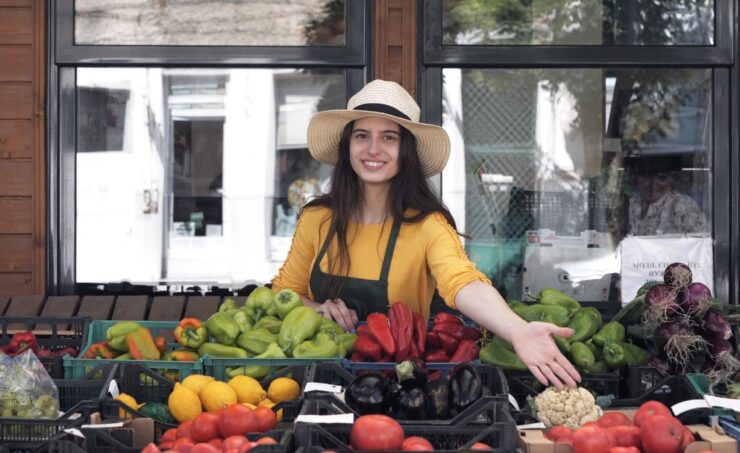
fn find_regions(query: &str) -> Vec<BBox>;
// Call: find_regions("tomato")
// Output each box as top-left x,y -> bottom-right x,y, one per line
598,412 -> 632,429
254,437 -> 277,445
177,420 -> 193,439
607,447 -> 640,453
469,442 -> 493,450
349,414 -> 405,451
253,407 -> 277,432
544,426 -> 573,443
640,415 -> 684,453
172,437 -> 195,453
571,425 -> 615,453
141,443 -> 162,453
222,435 -> 250,451
581,422 -> 599,428
219,404 -> 258,438
633,401 -> 673,428
191,444 -> 221,453
159,442 -> 173,450
608,425 -> 642,448
161,428 -> 178,444
401,436 -> 434,451
207,438 -> 222,449
190,413 -> 221,443
681,426 -> 695,451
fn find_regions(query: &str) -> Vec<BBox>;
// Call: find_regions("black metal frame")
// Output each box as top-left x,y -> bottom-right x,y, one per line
420,0 -> 737,304
47,0 -> 372,294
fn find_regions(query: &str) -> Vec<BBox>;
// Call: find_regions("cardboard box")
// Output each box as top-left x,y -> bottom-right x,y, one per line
83,411 -> 155,449
517,410 -> 737,453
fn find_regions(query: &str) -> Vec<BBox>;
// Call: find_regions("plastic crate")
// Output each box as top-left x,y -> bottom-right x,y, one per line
203,356 -> 339,382
0,316 -> 91,380
506,369 -> 621,409
623,365 -> 670,398
54,363 -> 117,412
610,375 -> 707,424
31,437 -> 87,453
717,416 -> 740,442
341,358 -> 482,374
294,405 -> 517,452
64,320 -> 203,380
88,399 -> 177,443
0,401 -> 90,452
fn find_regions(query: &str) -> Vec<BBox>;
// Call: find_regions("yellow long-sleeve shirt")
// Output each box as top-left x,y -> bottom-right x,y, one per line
271,206 -> 491,320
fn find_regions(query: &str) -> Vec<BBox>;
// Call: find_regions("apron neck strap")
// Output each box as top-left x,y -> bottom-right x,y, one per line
379,219 -> 402,283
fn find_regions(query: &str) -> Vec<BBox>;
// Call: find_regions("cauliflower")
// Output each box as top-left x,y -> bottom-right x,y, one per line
534,387 -> 603,429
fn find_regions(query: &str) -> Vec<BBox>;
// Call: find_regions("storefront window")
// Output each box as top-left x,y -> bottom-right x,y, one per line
442,0 -> 714,46
74,0 -> 346,46
75,67 -> 344,286
442,68 -> 712,303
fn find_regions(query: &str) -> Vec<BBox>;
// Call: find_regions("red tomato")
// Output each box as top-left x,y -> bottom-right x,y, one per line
219,404 -> 258,438
222,435 -> 250,451
607,447 -> 640,453
253,407 -> 277,432
544,426 -> 573,443
681,426 -> 695,451
469,443 -> 493,450
401,436 -> 434,451
172,437 -> 195,453
191,444 -> 221,453
581,422 -> 599,428
161,428 -> 178,444
177,420 -> 193,439
572,425 -> 615,453
159,442 -> 173,450
608,425 -> 642,448
633,401 -> 673,428
349,414 -> 405,451
190,413 -> 221,442
598,412 -> 632,429
640,415 -> 684,453
206,438 -> 222,449
254,437 -> 277,445
141,443 -> 162,453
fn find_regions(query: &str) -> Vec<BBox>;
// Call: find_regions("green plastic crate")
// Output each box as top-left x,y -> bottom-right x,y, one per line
203,356 -> 341,381
63,320 -> 203,380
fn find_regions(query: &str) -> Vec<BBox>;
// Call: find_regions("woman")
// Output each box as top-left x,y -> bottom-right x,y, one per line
272,79 -> 580,388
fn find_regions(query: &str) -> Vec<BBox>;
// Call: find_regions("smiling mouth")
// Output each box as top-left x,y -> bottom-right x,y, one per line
363,161 -> 386,168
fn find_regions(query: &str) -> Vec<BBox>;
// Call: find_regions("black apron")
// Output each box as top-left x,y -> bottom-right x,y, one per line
309,219 -> 402,321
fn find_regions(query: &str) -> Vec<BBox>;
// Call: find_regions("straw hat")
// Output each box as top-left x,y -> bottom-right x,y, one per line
307,79 -> 451,177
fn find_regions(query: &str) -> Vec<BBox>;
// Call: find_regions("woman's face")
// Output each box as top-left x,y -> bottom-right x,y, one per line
349,116 -> 401,187
636,172 -> 672,203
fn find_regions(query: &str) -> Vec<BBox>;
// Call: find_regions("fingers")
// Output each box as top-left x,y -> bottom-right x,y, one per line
551,326 -> 575,339
556,353 -> 582,385
549,360 -> 578,389
529,365 -> 550,388
323,299 -> 356,332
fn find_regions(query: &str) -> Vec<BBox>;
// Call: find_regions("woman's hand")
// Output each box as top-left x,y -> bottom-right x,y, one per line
315,298 -> 358,332
510,322 -> 581,390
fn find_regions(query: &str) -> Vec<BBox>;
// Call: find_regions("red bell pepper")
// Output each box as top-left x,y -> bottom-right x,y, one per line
10,331 -> 38,353
425,349 -> 450,362
449,339 -> 480,363
35,348 -> 53,358
437,331 -> 459,356
1,343 -> 17,356
353,333 -> 382,362
389,302 -> 413,362
412,312 -> 427,356
154,336 -> 167,355
53,347 -> 78,358
366,313 -> 396,356
350,351 -> 364,362
85,341 -> 118,359
463,327 -> 482,341
425,331 -> 441,350
409,339 -> 420,358
432,322 -> 466,342
434,312 -> 463,327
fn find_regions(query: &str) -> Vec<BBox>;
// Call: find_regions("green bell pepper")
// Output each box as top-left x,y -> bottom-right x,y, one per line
274,288 -> 304,319
507,299 -> 527,310
235,328 -> 278,355
198,342 -> 249,359
254,316 -> 282,335
585,360 -> 607,374
570,341 -> 596,371
514,304 -> 570,327
226,342 -> 286,379
602,340 -> 627,369
591,321 -> 625,346
319,317 -> 345,339
336,333 -> 356,358
585,338 -> 602,360
479,336 -> 528,371
106,321 -> 142,352
567,307 -> 603,343
245,287 -> 275,322
219,297 -> 238,313
231,309 -> 253,334
278,306 -> 322,353
206,312 -> 240,345
553,335 -> 571,353
621,342 -> 648,365
537,288 -> 582,317
292,332 -> 339,359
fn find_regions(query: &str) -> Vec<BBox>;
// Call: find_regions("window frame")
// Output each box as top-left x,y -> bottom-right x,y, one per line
47,0 -> 373,294
420,0 -> 734,304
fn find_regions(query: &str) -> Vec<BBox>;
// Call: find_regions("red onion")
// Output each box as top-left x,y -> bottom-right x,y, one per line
663,262 -> 693,289
679,282 -> 713,320
703,309 -> 732,341
642,284 -> 680,327
654,321 -> 707,365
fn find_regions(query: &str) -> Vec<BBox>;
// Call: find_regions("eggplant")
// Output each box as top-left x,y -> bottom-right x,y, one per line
391,381 -> 428,420
425,376 -> 450,419
395,357 -> 428,385
448,363 -> 482,416
345,372 -> 391,415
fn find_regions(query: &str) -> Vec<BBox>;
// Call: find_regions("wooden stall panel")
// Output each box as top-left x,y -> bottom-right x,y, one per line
0,161 -> 32,196
0,273 -> 31,295
149,296 -> 185,342
5,293 -> 44,331
111,295 -> 149,321
0,198 -> 31,233
0,84 -> 32,119
0,7 -> 31,44
0,296 -> 9,315
0,47 -> 31,81
77,295 -> 115,321
40,295 -> 80,333
183,296 -> 220,320
0,121 -> 32,159
0,234 -> 31,272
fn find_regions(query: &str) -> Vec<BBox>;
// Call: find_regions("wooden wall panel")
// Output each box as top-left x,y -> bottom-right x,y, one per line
0,273 -> 32,295
0,198 -> 31,233
0,47 -> 31,81
0,161 -> 32,196
374,0 -> 417,96
0,1 -> 32,7
0,84 -> 32,119
0,234 -> 31,272
0,120 -> 32,158
0,7 -> 32,44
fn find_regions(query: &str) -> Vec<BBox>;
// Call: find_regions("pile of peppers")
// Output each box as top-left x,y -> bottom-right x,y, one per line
480,288 -> 648,373
0,331 -> 78,360
351,303 -> 481,364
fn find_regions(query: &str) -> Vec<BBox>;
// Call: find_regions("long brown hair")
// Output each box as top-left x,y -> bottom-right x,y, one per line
304,121 -> 457,299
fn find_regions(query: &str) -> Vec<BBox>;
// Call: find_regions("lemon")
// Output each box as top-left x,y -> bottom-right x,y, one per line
267,377 -> 300,404
168,383 -> 202,422
200,381 -> 238,412
258,398 -> 282,422
181,374 -> 215,395
243,402 -> 257,410
228,375 -> 267,405
115,393 -> 140,419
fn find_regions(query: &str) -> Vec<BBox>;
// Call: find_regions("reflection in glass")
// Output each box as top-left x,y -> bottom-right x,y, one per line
442,0 -> 714,46
75,0 -> 345,46
76,67 -> 344,286
442,68 -> 712,303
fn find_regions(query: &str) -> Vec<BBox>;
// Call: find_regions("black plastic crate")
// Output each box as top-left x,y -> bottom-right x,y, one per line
506,369 -> 621,409
610,375 -> 707,425
623,365 -> 669,398
30,434 -> 86,453
54,364 -> 117,413
0,401 -> 90,452
0,316 -> 91,380
89,400 -> 177,442
294,411 -> 517,453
